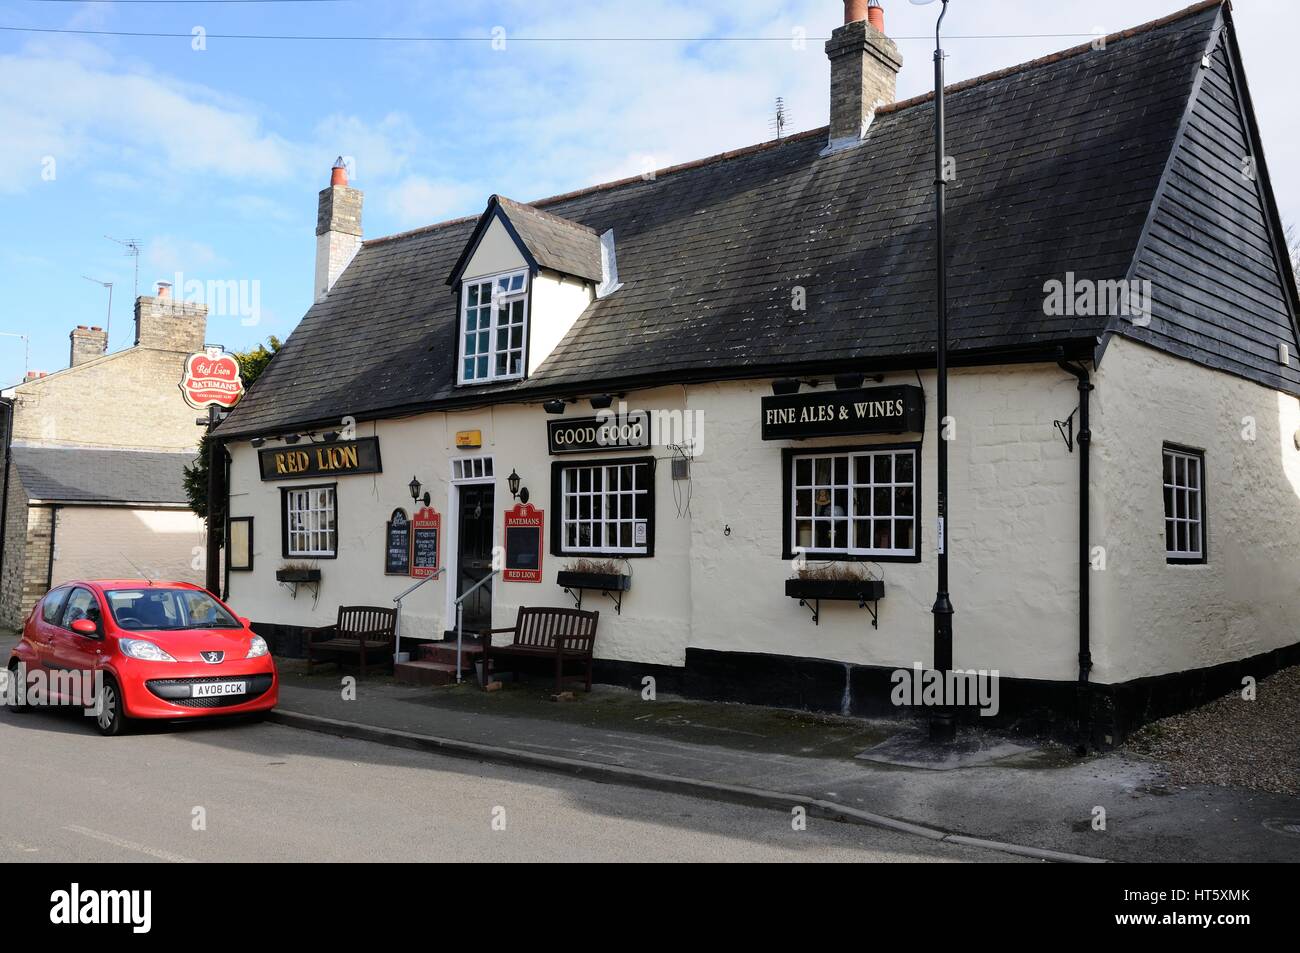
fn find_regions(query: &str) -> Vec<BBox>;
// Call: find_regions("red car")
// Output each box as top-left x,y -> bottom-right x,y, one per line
6,580 -> 277,735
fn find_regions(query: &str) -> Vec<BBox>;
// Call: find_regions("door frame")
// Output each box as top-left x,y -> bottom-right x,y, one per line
442,455 -> 496,634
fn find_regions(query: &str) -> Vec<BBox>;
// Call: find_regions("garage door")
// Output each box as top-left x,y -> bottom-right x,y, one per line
51,506 -> 208,586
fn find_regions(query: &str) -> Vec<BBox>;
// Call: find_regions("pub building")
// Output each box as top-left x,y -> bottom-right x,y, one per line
217,1 -> 1300,744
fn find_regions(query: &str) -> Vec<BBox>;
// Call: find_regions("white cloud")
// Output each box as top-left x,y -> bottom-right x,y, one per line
382,176 -> 480,228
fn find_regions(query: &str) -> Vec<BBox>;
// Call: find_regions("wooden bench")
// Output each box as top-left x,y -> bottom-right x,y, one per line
482,606 -> 600,693
307,605 -> 398,677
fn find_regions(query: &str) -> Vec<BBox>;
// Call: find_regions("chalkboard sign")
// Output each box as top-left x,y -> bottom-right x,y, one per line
411,506 -> 441,579
503,503 -> 543,583
385,508 -> 410,575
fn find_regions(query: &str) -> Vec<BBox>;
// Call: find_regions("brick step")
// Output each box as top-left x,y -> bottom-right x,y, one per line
393,660 -> 461,686
416,641 -> 484,665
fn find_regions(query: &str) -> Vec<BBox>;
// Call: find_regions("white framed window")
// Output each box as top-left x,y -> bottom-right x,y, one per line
1163,446 -> 1205,562
788,447 -> 917,559
555,458 -> 653,556
459,270 -> 528,383
283,484 -> 337,557
451,455 -> 495,483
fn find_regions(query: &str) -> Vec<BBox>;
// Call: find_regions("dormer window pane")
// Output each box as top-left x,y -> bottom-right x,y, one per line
460,270 -> 528,383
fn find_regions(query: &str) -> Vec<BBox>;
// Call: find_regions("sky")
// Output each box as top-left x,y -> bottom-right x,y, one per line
1,0 -> 1297,384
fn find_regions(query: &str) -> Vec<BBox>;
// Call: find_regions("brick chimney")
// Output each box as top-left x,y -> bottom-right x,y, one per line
314,157 -> 363,302
134,281 -> 207,353
69,325 -> 108,367
826,0 -> 901,152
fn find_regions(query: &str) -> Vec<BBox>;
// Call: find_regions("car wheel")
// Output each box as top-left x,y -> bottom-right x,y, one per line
94,677 -> 128,736
6,660 -> 31,713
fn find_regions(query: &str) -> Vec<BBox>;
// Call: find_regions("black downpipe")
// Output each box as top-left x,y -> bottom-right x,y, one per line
0,398 -> 13,611
1058,357 -> 1094,753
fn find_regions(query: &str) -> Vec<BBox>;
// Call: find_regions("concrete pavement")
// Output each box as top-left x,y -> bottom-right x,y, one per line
269,665 -> 1300,863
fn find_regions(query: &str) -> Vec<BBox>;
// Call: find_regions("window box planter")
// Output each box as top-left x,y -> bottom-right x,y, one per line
557,570 -> 631,592
276,568 -> 321,584
785,577 -> 884,627
556,570 -> 631,614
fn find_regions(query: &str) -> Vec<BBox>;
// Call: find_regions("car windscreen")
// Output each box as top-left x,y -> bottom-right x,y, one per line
105,589 -> 241,631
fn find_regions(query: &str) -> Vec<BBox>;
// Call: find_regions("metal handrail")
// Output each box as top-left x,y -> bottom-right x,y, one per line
454,568 -> 499,685
392,568 -> 443,660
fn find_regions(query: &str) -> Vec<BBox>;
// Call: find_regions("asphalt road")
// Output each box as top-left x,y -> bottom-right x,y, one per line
0,704 -> 1022,863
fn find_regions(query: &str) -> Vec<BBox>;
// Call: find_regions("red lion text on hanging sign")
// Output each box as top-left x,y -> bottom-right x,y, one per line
180,348 -> 245,410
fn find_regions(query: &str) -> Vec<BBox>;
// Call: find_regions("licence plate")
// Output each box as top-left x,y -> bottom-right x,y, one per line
191,681 -> 246,698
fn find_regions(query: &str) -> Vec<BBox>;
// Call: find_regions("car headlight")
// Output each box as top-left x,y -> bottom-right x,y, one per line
118,638 -> 176,662
245,635 -> 269,659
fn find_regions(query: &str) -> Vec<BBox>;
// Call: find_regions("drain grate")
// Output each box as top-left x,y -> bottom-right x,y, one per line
1262,818 -> 1300,838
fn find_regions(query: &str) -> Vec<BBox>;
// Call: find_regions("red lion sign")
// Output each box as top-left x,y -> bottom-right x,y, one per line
180,348 -> 244,410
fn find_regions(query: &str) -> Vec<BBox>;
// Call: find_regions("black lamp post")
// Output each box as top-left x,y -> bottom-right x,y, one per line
912,0 -> 956,743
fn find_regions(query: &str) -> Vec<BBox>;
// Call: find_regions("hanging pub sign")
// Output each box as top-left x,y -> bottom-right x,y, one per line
411,506 -> 441,578
179,347 -> 244,410
258,436 -> 382,481
761,385 -> 925,441
548,411 -> 651,455
503,503 -> 544,583
385,508 -> 411,576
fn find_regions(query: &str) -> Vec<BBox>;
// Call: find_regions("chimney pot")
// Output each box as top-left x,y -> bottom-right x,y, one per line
330,157 -> 348,188
156,281 -> 172,298
844,0 -> 868,22
867,0 -> 885,33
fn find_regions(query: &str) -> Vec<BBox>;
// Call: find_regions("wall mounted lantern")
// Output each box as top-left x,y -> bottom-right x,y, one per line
409,475 -> 431,508
771,378 -> 802,396
543,399 -> 567,415
507,468 -> 530,504
589,394 -> 614,410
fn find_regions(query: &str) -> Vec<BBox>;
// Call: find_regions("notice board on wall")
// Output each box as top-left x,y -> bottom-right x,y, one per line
411,506 -> 441,578
385,508 -> 410,576
503,503 -> 543,583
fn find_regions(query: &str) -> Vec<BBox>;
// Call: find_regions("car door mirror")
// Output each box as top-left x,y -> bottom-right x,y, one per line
69,618 -> 99,638
238,616 -> 252,628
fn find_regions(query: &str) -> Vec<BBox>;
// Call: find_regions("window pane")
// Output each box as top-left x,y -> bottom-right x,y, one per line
874,487 -> 891,516
795,489 -> 812,517
1165,520 -> 1175,552
895,520 -> 914,551
896,453 -> 914,483
1163,452 -> 1174,484
815,458 -> 831,484
874,455 -> 891,483
854,456 -> 871,484
895,487 -> 913,516
796,458 -> 812,485
834,456 -> 848,485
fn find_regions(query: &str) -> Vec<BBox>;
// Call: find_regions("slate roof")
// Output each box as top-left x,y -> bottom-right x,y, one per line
494,196 -> 603,283
220,1 -> 1227,439
10,446 -> 197,504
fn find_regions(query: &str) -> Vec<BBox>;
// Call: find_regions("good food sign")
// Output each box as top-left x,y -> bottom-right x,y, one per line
547,411 -> 651,455
180,348 -> 244,410
761,385 -> 925,440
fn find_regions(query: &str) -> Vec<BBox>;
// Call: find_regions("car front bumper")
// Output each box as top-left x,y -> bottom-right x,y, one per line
115,658 -> 278,719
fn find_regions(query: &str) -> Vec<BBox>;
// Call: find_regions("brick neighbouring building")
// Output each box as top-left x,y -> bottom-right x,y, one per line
0,285 -> 211,628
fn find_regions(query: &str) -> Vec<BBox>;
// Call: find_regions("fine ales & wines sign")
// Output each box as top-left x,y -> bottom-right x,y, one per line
760,385 -> 924,440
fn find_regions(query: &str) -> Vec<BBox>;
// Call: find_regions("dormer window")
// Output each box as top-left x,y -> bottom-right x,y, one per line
460,269 -> 528,383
